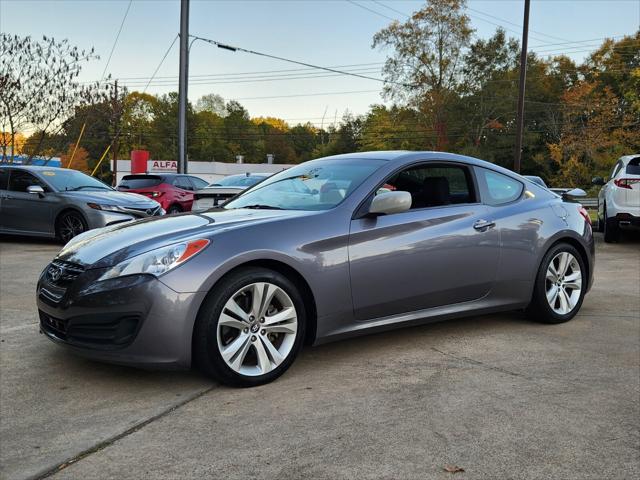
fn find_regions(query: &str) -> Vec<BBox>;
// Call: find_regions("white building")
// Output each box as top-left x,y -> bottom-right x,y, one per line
110,159 -> 294,184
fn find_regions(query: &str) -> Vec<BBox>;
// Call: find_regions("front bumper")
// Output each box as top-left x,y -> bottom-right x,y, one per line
37,264 -> 206,369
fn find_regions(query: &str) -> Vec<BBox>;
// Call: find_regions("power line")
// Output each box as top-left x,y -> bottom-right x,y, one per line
99,0 -> 133,82
190,34 -> 414,88
347,0 -> 396,21
141,34 -> 178,93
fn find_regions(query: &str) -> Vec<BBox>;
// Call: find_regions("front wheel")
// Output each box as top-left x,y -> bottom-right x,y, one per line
527,243 -> 586,324
56,211 -> 87,244
193,267 -> 306,387
167,204 -> 183,215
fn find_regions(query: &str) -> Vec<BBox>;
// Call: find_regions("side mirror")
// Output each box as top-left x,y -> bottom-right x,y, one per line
562,188 -> 587,200
591,177 -> 605,186
369,191 -> 412,215
27,185 -> 45,196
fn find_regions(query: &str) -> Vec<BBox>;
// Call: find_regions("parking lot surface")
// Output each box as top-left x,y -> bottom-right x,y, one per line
1,232 -> 639,480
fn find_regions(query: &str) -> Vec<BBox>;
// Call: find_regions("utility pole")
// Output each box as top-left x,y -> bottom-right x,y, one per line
112,79 -> 120,186
514,0 -> 530,174
177,0 -> 190,174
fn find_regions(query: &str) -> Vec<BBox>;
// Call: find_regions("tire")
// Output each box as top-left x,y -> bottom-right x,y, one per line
55,211 -> 87,244
526,243 -> 586,324
167,204 -> 182,214
603,205 -> 619,243
596,203 -> 605,232
193,267 -> 306,387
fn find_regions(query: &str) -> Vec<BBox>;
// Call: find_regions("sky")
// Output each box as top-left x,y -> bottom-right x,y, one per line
1,0 -> 639,128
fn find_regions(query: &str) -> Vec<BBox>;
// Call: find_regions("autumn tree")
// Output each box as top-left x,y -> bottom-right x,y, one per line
0,34 -> 105,162
372,0 -> 473,149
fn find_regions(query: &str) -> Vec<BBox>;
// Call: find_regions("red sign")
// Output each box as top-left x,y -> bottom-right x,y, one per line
149,160 -> 177,171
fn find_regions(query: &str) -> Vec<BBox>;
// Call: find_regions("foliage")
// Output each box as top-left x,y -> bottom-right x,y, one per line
0,33 -> 105,162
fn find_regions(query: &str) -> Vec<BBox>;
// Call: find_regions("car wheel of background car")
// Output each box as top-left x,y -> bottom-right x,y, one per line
603,206 -> 619,243
55,211 -> 87,244
526,243 -> 586,324
167,204 -> 182,214
193,267 -> 306,387
596,203 -> 605,232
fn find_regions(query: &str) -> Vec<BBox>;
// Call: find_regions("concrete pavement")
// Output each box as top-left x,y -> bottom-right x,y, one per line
1,232 -> 638,479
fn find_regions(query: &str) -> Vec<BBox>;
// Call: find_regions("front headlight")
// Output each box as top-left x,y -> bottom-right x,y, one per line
87,203 -> 122,213
98,239 -> 210,281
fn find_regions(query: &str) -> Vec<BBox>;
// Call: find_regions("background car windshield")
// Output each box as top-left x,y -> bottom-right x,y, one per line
119,175 -> 163,189
42,169 -> 112,191
211,175 -> 266,187
224,160 -> 385,211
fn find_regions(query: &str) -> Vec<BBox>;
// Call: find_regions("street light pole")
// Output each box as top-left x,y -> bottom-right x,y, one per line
177,0 -> 190,174
514,0 -> 530,174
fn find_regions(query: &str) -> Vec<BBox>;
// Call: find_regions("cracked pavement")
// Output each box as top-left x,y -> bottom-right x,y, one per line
1,231 -> 639,479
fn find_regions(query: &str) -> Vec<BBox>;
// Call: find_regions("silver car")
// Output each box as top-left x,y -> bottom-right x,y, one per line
0,166 -> 164,242
36,152 -> 594,387
192,173 -> 271,212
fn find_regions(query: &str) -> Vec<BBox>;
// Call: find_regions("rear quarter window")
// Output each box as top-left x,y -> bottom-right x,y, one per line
476,168 -> 524,206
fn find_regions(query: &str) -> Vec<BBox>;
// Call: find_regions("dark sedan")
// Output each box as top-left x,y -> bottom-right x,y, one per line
37,152 -> 594,387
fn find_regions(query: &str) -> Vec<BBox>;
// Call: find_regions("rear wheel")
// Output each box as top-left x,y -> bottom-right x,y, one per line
527,243 -> 586,324
603,205 -> 619,243
167,204 -> 182,214
193,267 -> 306,387
55,211 -> 87,244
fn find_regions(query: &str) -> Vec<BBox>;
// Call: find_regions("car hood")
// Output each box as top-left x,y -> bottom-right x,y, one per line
60,190 -> 159,207
57,208 -> 309,268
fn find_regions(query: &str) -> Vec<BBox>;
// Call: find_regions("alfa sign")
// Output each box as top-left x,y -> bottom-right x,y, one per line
149,160 -> 177,171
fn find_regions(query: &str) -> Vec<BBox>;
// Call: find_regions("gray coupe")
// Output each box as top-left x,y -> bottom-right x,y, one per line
36,152 -> 594,386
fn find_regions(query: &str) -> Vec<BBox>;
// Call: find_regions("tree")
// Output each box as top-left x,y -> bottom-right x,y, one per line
372,0 -> 473,149
0,34 -> 105,162
195,93 -> 227,117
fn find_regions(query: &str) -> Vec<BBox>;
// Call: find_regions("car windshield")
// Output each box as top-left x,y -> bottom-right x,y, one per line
224,159 -> 385,211
40,169 -> 112,191
210,175 -> 267,187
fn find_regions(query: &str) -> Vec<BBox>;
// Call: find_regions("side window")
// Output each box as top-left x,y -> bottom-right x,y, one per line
8,170 -> 46,193
0,169 -> 9,190
189,176 -> 208,190
610,161 -> 623,179
381,163 -> 476,210
476,168 -> 524,206
174,176 -> 193,191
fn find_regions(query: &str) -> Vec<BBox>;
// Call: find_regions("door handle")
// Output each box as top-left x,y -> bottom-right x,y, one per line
473,219 -> 495,231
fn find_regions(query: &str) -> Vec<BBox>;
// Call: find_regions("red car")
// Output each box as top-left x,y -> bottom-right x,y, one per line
117,174 -> 209,214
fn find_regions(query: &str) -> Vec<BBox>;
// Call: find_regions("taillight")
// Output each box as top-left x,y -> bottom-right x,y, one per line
579,207 -> 591,225
614,178 -> 640,189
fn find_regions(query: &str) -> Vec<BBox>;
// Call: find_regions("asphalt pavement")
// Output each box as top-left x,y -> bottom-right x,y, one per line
1,231 -> 638,480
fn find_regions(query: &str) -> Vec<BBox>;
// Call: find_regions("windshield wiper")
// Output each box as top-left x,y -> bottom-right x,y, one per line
240,204 -> 283,210
68,185 -> 110,191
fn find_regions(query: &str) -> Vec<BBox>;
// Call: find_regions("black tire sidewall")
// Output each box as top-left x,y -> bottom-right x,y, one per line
529,243 -> 586,324
167,205 -> 182,214
193,267 -> 306,387
603,207 -> 619,242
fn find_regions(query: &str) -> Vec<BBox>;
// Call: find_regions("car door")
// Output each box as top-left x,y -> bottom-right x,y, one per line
0,168 -> 10,231
2,169 -> 58,235
173,176 -> 195,210
348,162 -> 500,321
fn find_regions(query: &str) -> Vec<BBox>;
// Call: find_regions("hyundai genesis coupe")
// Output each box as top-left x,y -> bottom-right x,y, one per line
37,152 -> 594,387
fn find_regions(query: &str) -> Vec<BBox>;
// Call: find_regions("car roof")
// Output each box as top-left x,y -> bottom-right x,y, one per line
315,151 -> 520,177
0,164 -> 69,171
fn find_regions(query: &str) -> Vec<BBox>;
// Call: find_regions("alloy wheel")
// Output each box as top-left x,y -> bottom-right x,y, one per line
216,282 -> 298,376
59,214 -> 85,243
545,251 -> 582,315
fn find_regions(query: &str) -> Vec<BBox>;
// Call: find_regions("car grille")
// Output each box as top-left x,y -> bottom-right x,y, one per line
120,205 -> 162,218
39,310 -> 142,348
39,260 -> 85,303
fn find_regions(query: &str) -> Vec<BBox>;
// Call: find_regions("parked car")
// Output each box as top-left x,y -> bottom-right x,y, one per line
192,173 -> 271,212
523,175 -> 548,188
37,151 -> 594,387
0,165 -> 163,242
593,154 -> 640,242
117,173 -> 209,214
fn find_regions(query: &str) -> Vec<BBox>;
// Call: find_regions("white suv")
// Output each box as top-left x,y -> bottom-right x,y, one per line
593,154 -> 640,242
